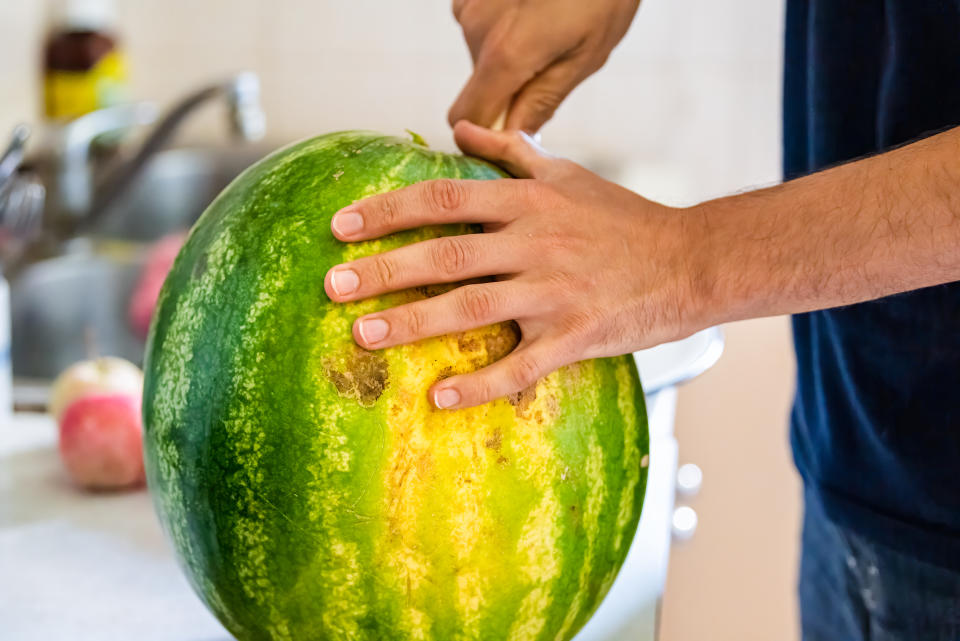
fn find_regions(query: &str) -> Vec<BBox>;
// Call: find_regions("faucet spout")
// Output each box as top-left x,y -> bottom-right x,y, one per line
86,72 -> 265,227
57,102 -> 159,219
228,72 -> 267,142
46,72 -> 265,235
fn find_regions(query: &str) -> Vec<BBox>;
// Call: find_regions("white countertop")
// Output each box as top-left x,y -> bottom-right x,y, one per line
0,389 -> 678,641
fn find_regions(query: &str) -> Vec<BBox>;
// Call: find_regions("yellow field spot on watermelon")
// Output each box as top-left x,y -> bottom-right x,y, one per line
379,332 -> 452,606
613,357 -> 644,552
368,310 -> 566,640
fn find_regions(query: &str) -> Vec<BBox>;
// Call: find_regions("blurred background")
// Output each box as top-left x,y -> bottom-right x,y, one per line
0,1 -> 797,640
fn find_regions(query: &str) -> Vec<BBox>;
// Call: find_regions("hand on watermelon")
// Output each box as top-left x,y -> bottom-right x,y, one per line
325,122 -> 694,409
129,232 -> 187,339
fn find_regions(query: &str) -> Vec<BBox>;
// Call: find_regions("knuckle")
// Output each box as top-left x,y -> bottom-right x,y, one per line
465,374 -> 494,407
477,376 -> 496,404
482,42 -> 512,68
509,352 -> 542,390
425,178 -> 465,212
403,304 -> 428,338
561,310 -> 603,342
523,91 -> 563,120
432,237 -> 473,276
457,285 -> 498,323
482,38 -> 528,76
375,195 -> 401,228
371,255 -> 400,288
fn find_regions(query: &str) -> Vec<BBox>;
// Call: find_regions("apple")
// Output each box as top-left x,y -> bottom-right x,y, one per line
58,394 -> 145,490
49,356 -> 143,423
128,232 -> 186,339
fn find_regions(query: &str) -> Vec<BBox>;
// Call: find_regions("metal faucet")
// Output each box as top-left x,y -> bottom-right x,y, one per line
51,71 -> 266,231
55,102 -> 158,219
0,125 -> 45,272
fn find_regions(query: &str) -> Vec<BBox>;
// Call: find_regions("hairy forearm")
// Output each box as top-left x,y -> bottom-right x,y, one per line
693,126 -> 960,324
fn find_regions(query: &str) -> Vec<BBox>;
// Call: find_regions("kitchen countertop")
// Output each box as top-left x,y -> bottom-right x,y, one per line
0,388 -> 678,641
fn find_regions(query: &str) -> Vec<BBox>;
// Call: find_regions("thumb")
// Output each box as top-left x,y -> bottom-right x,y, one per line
453,120 -> 553,178
505,56 -> 593,133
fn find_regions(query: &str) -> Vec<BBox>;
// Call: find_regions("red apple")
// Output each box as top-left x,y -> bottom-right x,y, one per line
58,394 -> 145,490
128,232 -> 187,339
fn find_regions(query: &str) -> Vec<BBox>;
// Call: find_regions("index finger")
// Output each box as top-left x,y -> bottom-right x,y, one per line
448,43 -> 544,128
330,178 -> 530,241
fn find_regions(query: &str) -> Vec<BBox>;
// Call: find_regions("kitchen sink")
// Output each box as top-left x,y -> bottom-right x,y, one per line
90,146 -> 265,241
11,146 -> 267,384
12,249 -> 144,379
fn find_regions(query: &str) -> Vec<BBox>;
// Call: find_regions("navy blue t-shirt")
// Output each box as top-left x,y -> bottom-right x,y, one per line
784,1 -> 960,568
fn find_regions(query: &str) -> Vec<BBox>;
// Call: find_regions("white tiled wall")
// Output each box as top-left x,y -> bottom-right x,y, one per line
1,0 -> 783,203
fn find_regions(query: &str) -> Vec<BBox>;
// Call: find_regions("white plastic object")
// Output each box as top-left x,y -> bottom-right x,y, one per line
633,326 -> 724,395
672,506 -> 698,541
676,462 -> 703,497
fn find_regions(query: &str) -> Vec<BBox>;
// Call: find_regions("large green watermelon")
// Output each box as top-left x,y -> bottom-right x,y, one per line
143,131 -> 649,641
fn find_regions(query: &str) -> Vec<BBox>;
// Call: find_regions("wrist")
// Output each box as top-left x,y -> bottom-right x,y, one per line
681,198 -> 752,331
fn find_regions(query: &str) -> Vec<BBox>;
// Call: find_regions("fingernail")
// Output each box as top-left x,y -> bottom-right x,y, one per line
433,387 -> 461,409
329,268 -> 359,296
332,209 -> 364,237
357,317 -> 389,344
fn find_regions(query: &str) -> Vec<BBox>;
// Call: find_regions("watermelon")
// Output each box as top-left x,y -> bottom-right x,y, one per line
142,131 -> 649,641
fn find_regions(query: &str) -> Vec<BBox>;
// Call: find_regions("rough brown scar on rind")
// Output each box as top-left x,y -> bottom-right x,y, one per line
322,346 -> 389,407
484,428 -> 502,451
436,366 -> 455,380
457,333 -> 481,353
507,385 -> 537,416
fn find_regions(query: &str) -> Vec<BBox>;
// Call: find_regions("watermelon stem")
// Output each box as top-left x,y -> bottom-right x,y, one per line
405,129 -> 429,147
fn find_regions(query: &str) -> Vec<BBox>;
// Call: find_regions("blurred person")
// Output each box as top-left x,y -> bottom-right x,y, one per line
324,2 -> 960,639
